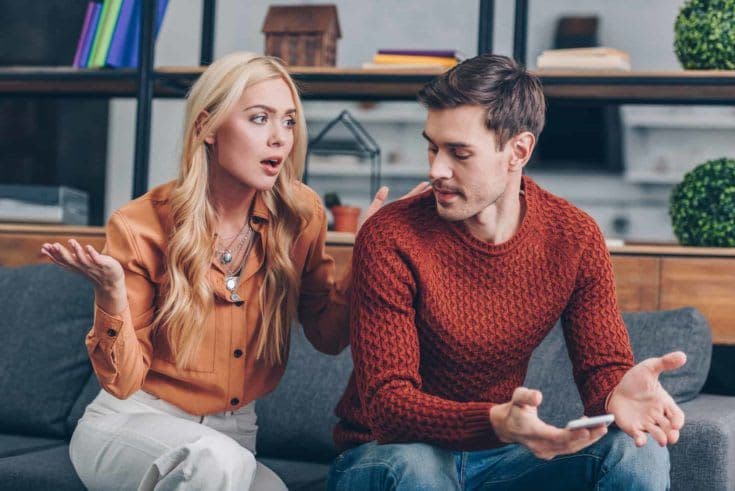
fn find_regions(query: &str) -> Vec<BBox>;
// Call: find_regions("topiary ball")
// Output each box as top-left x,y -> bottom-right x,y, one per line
670,157 -> 735,246
674,0 -> 735,69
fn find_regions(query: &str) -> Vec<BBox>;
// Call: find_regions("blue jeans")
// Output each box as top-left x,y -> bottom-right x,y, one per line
327,429 -> 670,490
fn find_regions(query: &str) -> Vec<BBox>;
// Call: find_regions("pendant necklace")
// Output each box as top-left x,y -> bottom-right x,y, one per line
222,226 -> 257,303
215,218 -> 251,266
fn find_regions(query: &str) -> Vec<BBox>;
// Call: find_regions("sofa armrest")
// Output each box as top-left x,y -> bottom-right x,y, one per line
671,394 -> 735,491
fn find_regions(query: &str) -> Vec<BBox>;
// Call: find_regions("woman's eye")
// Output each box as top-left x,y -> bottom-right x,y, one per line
284,118 -> 296,128
251,114 -> 267,124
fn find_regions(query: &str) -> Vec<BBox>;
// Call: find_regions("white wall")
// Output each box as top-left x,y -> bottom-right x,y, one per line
106,0 -> 707,242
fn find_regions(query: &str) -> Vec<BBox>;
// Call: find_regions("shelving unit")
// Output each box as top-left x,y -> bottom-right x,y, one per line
2,1 -> 735,205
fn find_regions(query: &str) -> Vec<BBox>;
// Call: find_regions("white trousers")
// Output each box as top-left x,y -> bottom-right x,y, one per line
69,389 -> 287,491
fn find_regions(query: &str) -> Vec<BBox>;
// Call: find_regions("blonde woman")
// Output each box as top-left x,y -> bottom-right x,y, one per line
41,52 -> 428,490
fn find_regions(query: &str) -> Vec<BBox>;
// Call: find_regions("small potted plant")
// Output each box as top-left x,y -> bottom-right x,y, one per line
674,0 -> 735,69
669,157 -> 735,246
324,192 -> 361,233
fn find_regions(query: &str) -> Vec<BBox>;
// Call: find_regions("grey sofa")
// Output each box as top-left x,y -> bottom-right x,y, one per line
1,264 -> 733,490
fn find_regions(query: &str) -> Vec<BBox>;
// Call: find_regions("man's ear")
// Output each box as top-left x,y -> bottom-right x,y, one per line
509,132 -> 535,171
196,111 -> 215,145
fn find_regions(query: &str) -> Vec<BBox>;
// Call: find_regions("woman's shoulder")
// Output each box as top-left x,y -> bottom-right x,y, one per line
108,181 -> 175,257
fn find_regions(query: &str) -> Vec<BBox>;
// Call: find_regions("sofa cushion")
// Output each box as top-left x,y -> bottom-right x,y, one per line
0,444 -> 85,491
258,457 -> 329,491
524,307 -> 712,427
0,434 -> 65,459
670,394 -> 735,491
0,265 -> 94,439
65,373 -> 100,436
257,327 -> 352,463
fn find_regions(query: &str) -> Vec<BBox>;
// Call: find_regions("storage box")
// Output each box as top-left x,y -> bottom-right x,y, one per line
0,185 -> 88,225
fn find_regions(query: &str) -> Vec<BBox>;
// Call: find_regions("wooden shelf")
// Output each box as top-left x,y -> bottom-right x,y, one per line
538,70 -> 735,104
4,67 -> 735,103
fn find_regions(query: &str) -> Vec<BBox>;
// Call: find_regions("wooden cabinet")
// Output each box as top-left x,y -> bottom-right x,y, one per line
3,225 -> 734,344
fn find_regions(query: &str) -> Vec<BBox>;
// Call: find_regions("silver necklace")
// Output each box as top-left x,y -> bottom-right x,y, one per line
222,227 -> 257,303
215,219 -> 251,265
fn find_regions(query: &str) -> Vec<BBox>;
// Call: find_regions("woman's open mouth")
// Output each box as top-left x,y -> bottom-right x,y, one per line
260,157 -> 283,176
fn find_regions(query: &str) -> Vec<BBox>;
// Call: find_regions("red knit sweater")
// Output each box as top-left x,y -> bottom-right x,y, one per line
334,176 -> 634,452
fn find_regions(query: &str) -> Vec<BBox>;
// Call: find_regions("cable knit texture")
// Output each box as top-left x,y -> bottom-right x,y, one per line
334,176 -> 634,452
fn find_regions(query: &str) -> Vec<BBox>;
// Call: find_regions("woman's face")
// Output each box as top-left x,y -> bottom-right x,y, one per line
206,77 -> 297,192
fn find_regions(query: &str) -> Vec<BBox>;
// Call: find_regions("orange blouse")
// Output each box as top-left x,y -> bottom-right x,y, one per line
86,180 -> 350,415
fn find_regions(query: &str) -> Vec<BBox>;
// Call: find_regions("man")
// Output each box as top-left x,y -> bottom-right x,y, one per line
327,53 -> 685,490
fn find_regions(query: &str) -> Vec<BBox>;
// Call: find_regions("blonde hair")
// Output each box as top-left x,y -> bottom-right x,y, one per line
153,52 -> 310,368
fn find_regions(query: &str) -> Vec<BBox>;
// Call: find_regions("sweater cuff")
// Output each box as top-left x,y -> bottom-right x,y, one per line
460,404 -> 501,450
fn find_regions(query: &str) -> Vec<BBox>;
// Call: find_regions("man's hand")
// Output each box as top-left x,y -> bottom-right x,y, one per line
607,351 -> 686,447
489,387 -> 608,460
360,181 -> 431,230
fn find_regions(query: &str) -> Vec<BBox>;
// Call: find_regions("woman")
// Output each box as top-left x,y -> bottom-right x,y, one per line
42,52 -> 427,490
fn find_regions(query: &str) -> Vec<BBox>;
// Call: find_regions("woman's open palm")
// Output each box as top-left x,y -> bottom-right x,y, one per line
41,240 -> 124,291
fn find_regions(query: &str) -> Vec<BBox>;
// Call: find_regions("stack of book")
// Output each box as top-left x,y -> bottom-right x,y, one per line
72,0 -> 168,69
362,49 -> 462,70
536,47 -> 631,71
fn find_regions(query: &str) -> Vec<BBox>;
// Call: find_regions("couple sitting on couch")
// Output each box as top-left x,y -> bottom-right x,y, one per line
42,51 -> 685,491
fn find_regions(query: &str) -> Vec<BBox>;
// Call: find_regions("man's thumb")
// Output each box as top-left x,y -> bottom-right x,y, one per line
512,387 -> 542,407
647,351 -> 687,374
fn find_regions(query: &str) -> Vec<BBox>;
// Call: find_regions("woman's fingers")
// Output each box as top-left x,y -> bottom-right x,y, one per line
69,240 -> 93,269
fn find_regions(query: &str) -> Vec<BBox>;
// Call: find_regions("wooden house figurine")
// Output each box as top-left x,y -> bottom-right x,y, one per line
262,4 -> 341,67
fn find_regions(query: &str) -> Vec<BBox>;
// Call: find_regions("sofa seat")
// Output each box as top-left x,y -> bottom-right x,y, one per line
259,458 -> 331,491
0,445 -> 84,491
0,434 -> 65,459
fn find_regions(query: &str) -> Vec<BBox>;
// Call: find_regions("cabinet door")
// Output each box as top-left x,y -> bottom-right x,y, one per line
660,257 -> 735,345
612,256 -> 660,312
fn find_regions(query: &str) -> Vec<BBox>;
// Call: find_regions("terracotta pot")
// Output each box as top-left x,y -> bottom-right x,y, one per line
331,205 -> 361,233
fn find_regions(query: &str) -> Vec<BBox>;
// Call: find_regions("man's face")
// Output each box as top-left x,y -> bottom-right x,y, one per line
424,105 -> 514,222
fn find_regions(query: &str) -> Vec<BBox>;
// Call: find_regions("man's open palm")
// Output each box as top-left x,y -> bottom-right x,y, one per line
607,351 -> 686,447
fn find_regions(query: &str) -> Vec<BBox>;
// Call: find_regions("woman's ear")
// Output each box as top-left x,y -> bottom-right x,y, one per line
196,111 -> 215,145
509,131 -> 535,171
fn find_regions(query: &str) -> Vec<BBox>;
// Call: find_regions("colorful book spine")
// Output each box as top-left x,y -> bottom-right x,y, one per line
73,2 -> 103,67
88,0 -> 124,68
378,49 -> 463,59
372,53 -> 457,68
106,0 -> 169,68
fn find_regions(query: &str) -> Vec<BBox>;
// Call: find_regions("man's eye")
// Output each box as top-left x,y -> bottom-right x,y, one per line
455,153 -> 470,160
428,146 -> 438,154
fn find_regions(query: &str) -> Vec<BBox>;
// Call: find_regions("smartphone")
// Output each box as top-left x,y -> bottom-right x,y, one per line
565,413 -> 615,430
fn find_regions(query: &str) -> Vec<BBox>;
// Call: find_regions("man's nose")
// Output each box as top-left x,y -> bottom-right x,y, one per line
428,154 -> 452,181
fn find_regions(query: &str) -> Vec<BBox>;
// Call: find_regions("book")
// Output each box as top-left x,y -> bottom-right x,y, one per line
536,47 -> 631,71
73,1 -> 103,68
377,49 -> 464,59
106,0 -> 169,68
87,0 -> 124,68
361,62 -> 447,72
372,53 -> 457,69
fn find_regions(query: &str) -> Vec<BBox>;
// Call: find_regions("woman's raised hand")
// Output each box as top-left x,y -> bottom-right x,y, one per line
41,240 -> 128,314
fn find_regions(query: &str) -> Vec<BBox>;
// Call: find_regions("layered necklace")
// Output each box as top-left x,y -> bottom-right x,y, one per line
215,218 -> 255,302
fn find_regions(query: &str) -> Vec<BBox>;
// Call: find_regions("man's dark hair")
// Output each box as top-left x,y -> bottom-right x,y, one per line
417,53 -> 546,150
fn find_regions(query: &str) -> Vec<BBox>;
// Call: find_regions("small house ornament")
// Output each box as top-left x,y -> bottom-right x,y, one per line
262,4 -> 341,67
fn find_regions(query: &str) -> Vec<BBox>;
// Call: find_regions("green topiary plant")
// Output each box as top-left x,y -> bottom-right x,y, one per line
674,0 -> 735,69
670,157 -> 735,246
